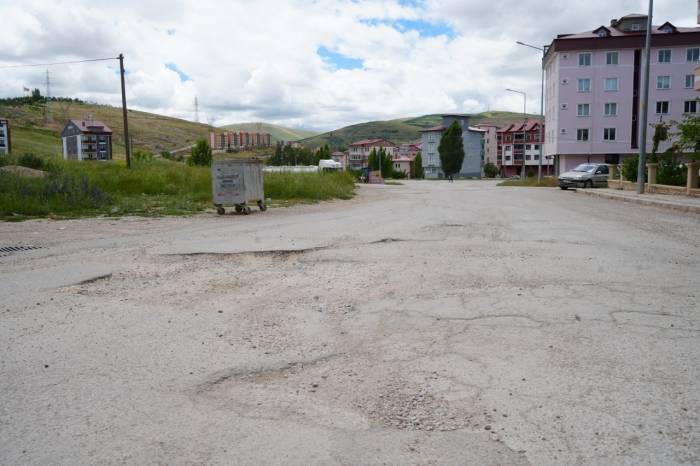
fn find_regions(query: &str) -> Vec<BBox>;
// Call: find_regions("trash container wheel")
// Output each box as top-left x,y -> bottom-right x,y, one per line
235,205 -> 243,213
243,206 -> 252,215
216,205 -> 226,215
258,201 -> 267,212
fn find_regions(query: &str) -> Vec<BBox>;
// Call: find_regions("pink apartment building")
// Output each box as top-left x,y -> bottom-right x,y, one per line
544,13 -> 700,173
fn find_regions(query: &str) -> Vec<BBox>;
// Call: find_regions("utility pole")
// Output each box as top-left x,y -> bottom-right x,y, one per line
45,70 -> 53,123
516,41 -> 547,181
194,97 -> 199,123
637,1 -> 653,194
119,53 -> 131,169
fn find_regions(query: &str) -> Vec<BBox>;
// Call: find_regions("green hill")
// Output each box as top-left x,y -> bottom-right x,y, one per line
299,111 -> 541,149
0,98 -> 213,159
219,122 -> 317,143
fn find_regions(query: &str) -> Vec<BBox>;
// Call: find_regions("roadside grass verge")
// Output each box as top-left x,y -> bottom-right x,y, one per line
0,156 -> 356,220
498,177 -> 557,187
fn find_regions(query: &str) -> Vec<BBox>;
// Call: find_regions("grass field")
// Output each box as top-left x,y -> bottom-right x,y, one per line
0,156 -> 356,220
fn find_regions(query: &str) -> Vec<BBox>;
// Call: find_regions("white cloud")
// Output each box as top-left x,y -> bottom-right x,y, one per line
0,0 -> 694,131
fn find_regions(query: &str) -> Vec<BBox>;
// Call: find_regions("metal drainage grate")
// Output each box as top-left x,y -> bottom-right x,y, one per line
0,245 -> 43,257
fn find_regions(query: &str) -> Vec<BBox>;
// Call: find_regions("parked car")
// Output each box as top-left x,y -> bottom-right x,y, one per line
558,164 -> 609,189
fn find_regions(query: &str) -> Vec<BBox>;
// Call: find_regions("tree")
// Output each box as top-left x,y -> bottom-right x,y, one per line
380,148 -> 393,178
188,139 -> 212,166
483,162 -> 498,178
438,121 -> 464,177
413,152 -> 424,179
676,114 -> 700,160
31,88 -> 42,101
367,148 -> 378,171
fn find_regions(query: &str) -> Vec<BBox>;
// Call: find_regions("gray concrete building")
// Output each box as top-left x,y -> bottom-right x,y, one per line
420,114 -> 485,179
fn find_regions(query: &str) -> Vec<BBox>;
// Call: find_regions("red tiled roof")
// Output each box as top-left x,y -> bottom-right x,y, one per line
349,138 -> 397,147
70,119 -> 112,133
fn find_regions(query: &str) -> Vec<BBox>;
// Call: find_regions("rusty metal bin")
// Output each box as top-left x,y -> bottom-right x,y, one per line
211,158 -> 266,215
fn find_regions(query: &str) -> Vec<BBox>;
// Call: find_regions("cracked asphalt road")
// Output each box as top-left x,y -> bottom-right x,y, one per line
1,180 -> 698,465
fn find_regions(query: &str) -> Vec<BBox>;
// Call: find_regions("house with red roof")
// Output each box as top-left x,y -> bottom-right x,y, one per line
496,119 -> 551,178
347,138 -> 398,170
61,118 -> 113,161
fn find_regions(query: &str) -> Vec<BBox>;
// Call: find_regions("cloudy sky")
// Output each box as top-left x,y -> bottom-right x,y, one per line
0,0 -> 695,131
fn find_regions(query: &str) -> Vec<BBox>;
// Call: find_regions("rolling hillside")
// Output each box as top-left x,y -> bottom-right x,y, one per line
299,111 -> 541,149
0,99 -> 212,159
219,122 -> 317,143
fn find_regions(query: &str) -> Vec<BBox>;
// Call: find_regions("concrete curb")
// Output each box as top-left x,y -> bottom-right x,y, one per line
575,189 -> 700,215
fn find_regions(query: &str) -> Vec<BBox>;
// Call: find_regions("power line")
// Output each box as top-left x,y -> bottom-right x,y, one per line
0,57 -> 117,69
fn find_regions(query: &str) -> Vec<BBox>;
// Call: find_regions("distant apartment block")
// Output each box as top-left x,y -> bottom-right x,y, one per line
0,118 -> 10,155
347,138 -> 398,170
420,115 -> 485,179
209,131 -> 272,151
496,120 -> 552,177
474,124 -> 498,166
544,13 -> 700,173
61,119 -> 112,161
331,150 -> 349,169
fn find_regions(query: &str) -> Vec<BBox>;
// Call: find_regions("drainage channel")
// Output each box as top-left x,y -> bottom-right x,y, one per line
0,245 -> 44,257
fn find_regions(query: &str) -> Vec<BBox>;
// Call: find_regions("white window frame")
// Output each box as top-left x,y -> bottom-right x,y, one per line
604,102 -> 618,116
684,100 -> 698,114
658,49 -> 671,63
576,128 -> 589,141
603,128 -> 616,141
604,78 -> 619,91
577,78 -> 591,92
606,51 -> 619,65
687,48 -> 700,62
656,75 -> 671,89
577,103 -> 590,117
656,101 -> 670,114
685,74 -> 695,89
578,53 -> 591,67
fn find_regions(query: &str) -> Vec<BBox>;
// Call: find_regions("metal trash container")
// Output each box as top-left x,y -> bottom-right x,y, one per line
211,158 -> 267,215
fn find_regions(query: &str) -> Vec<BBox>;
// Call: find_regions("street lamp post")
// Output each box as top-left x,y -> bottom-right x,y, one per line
516,41 -> 547,181
506,88 -> 527,179
637,0 -> 654,194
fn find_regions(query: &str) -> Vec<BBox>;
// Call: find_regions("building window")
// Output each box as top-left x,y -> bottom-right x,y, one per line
526,155 -> 531,160
604,102 -> 618,116
525,144 -> 531,150
687,48 -> 700,62
658,49 -> 671,63
684,100 -> 698,114
604,78 -> 618,91
578,53 -> 591,66
686,74 -> 695,89
534,144 -> 540,150
606,51 -> 619,65
603,128 -> 616,141
656,75 -> 671,89
577,78 -> 591,92
577,129 -> 589,141
656,101 -> 669,114
577,103 -> 590,116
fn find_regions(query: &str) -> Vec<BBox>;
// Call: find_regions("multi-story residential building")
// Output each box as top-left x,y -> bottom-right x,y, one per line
209,131 -> 272,150
61,119 -> 113,161
0,118 -> 10,155
347,138 -> 398,170
474,124 -> 499,166
420,114 -> 485,179
496,119 -> 552,177
544,13 -> 700,173
397,143 -> 421,159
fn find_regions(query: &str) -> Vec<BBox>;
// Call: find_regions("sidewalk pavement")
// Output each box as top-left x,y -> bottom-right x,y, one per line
576,188 -> 700,214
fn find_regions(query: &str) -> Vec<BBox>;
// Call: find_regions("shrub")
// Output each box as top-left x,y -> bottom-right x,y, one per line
132,149 -> 154,163
391,170 -> 407,179
188,139 -> 212,166
622,155 -> 640,182
656,149 -> 687,186
18,153 -> 44,170
483,162 -> 498,178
